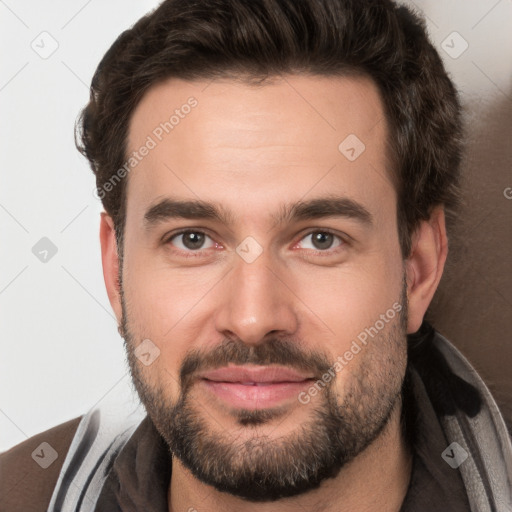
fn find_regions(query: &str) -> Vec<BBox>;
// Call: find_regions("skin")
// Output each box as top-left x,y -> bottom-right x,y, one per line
99,74 -> 448,512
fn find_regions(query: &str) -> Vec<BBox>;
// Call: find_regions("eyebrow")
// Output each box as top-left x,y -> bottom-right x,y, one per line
143,195 -> 373,230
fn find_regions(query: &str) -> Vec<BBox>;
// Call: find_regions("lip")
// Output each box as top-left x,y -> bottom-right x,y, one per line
198,365 -> 315,409
199,365 -> 314,384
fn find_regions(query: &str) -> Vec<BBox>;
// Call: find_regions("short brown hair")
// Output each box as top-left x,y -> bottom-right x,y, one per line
77,0 -> 463,258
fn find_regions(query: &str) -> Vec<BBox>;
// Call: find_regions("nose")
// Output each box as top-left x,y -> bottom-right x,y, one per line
213,246 -> 299,346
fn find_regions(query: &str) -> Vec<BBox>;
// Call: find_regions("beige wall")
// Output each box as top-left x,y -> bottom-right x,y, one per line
406,0 -> 512,428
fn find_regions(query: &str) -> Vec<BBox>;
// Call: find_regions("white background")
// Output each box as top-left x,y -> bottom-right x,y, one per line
1,0 -> 511,451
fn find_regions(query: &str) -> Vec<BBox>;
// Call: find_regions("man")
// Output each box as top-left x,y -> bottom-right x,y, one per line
1,0 -> 511,511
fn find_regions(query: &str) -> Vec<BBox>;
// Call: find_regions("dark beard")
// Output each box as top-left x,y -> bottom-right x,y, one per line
121,283 -> 408,502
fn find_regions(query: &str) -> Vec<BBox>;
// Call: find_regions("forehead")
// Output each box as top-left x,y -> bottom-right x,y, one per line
124,74 -> 394,228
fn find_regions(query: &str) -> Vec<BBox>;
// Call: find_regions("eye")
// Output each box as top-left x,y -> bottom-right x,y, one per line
295,230 -> 345,254
164,228 -> 347,258
167,230 -> 218,254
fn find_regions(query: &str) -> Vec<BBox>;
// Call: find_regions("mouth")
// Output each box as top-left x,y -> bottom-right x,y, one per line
197,365 -> 316,409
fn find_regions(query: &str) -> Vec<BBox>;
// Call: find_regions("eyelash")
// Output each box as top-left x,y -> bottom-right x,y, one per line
163,228 -> 349,259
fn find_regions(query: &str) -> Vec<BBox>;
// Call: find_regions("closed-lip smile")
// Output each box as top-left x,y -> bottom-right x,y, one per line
197,365 -> 316,409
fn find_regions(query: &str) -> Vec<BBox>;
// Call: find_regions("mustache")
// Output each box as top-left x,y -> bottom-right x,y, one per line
179,338 -> 333,392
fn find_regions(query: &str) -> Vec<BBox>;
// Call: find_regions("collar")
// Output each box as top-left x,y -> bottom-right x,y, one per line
95,414 -> 172,512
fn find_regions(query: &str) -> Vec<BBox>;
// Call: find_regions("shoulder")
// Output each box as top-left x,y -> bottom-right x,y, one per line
0,416 -> 83,512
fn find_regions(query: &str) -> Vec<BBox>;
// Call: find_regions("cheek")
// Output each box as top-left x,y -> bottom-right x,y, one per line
123,249 -> 210,336
122,262 -> 230,395
291,251 -> 406,400
121,265 -> 186,392
291,256 -> 403,349
330,310 -> 407,403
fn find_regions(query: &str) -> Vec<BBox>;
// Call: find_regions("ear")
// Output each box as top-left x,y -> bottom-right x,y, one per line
99,212 -> 123,324
405,206 -> 448,333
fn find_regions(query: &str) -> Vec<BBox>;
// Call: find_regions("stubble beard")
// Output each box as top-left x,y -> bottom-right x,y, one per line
120,281 -> 408,502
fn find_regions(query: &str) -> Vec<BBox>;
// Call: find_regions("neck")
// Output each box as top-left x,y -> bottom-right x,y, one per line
168,397 -> 413,512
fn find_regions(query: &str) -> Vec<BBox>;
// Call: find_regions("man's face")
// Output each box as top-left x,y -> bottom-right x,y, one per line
118,75 -> 408,500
